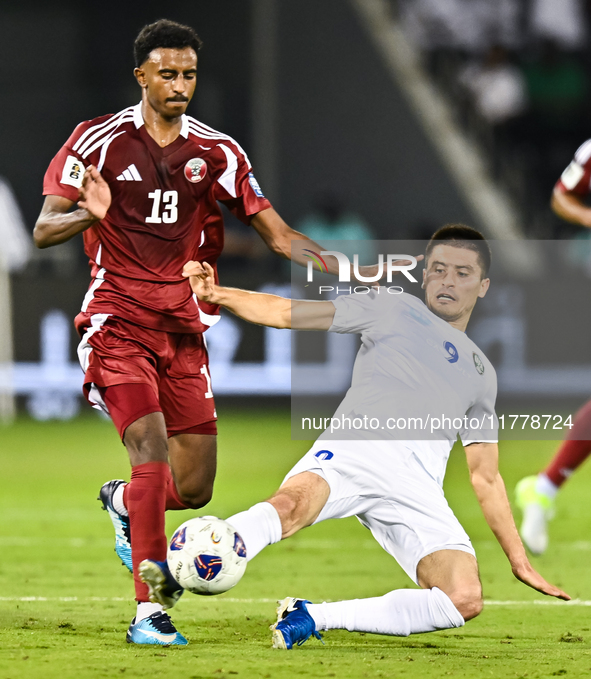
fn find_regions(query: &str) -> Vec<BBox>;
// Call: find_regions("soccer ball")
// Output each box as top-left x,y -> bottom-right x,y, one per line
167,516 -> 247,595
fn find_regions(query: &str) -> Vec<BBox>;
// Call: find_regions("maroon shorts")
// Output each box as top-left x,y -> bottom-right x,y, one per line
75,313 -> 217,439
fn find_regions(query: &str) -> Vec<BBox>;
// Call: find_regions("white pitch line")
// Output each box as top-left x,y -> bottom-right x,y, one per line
0,597 -> 125,602
485,599 -> 591,607
0,597 -> 277,603
0,597 -> 589,606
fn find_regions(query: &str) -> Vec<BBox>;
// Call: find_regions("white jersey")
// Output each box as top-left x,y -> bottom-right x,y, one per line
319,290 -> 498,484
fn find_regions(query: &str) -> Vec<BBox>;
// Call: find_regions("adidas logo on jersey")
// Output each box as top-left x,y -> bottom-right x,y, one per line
116,164 -> 142,181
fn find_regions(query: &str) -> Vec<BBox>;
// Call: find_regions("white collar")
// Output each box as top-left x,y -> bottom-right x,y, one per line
180,114 -> 189,138
133,102 -> 144,129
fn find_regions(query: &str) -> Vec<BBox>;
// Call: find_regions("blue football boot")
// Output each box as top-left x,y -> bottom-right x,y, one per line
98,480 -> 132,572
271,597 -> 323,649
126,611 -> 188,646
139,559 -> 184,610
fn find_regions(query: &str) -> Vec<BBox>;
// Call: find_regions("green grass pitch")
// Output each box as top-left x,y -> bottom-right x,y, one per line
1,408 -> 591,678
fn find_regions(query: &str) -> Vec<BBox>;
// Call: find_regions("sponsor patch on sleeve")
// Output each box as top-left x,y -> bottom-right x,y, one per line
60,155 -> 85,189
248,172 -> 265,198
560,161 -> 585,190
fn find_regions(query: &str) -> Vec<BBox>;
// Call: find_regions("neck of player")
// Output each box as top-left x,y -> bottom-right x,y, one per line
141,99 -> 183,148
428,305 -> 471,333
449,318 -> 469,333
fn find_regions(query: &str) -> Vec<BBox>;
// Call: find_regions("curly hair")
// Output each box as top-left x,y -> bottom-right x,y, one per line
134,19 -> 203,68
425,223 -> 491,277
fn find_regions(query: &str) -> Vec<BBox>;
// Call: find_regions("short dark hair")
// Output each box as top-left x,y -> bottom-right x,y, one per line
425,224 -> 491,277
134,19 -> 203,68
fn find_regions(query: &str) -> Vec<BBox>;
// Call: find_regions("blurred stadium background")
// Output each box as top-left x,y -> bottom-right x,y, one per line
2,0 -> 591,421
3,1 -> 591,676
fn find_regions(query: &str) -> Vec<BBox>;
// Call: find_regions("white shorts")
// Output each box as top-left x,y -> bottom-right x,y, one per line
283,440 -> 475,584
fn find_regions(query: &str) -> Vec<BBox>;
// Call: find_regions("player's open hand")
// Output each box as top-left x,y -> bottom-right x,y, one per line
512,561 -> 570,600
183,260 -> 217,302
78,165 -> 111,221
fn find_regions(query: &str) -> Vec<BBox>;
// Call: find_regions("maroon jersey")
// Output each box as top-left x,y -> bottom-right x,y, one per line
556,139 -> 591,196
43,103 -> 271,333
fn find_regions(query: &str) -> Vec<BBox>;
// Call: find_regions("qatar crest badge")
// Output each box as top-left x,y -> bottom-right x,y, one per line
184,157 -> 207,183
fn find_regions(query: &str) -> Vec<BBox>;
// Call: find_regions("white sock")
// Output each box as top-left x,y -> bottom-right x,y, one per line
307,587 -> 464,636
227,502 -> 282,562
536,473 -> 558,499
113,483 -> 128,517
136,601 -> 163,622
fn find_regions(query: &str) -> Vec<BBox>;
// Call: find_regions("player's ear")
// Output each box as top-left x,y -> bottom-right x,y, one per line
478,277 -> 490,298
134,67 -> 147,88
421,267 -> 426,290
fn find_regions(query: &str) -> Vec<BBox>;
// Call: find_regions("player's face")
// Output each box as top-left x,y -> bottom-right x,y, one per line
135,47 -> 198,119
423,244 -> 490,331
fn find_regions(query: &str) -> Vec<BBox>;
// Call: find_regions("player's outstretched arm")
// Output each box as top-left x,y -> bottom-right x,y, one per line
250,208 -> 420,280
182,260 -> 336,330
250,208 -> 314,261
465,442 -> 570,601
33,166 -> 111,248
551,186 -> 591,228
251,207 -> 347,272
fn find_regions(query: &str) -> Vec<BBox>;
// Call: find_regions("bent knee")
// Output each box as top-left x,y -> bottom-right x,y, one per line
268,491 -> 309,538
176,483 -> 214,510
271,493 -> 301,537
449,587 -> 483,621
270,473 -> 330,538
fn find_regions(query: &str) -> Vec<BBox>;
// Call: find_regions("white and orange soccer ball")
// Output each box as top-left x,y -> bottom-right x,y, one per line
167,516 -> 247,595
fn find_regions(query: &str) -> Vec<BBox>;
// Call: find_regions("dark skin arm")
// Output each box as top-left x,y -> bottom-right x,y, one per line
250,207 -> 421,277
250,207 -> 338,269
33,165 -> 111,249
551,186 -> 591,228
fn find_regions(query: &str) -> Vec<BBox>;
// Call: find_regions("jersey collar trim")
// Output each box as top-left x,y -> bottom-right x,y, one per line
180,115 -> 189,138
133,103 -> 144,129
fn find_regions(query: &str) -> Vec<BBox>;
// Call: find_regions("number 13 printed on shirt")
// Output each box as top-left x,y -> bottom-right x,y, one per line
146,189 -> 178,224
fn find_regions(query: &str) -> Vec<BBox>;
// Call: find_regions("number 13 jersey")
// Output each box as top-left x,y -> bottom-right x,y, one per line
43,102 -> 271,333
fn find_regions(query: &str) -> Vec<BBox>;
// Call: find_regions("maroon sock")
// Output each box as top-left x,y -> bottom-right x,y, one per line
544,440 -> 591,487
165,467 -> 191,511
543,400 -> 591,487
124,467 -> 190,511
126,461 -> 168,602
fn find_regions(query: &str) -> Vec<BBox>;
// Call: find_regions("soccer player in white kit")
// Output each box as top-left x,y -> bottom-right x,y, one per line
142,224 -> 569,648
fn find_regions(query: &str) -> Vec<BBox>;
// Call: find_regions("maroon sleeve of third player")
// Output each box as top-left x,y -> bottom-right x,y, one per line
555,140 -> 591,196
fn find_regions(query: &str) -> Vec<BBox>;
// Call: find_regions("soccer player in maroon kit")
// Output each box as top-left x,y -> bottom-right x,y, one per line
34,20 -> 335,645
515,140 -> 591,555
